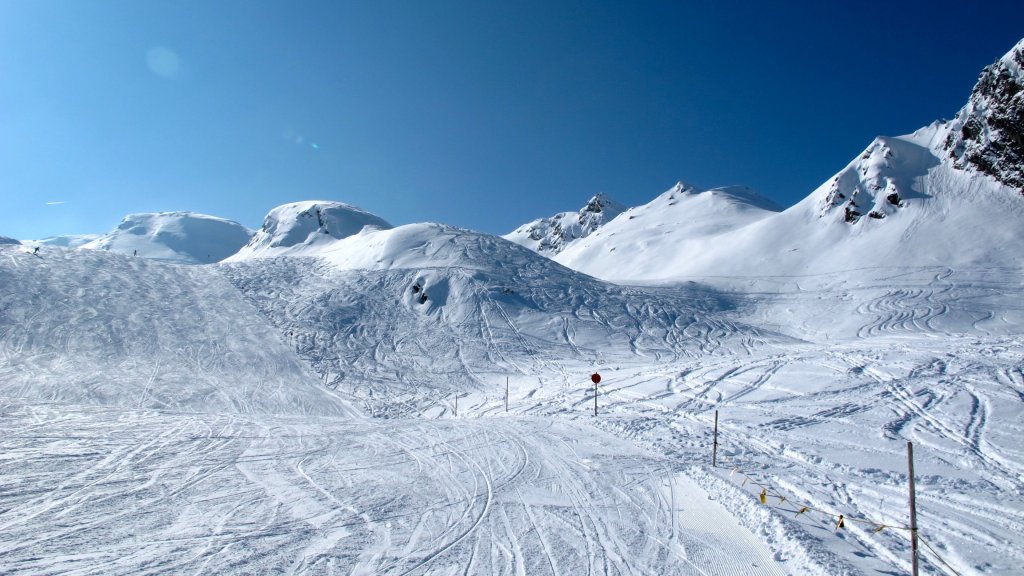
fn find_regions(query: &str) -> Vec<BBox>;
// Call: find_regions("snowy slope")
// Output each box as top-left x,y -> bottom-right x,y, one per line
80,211 -> 253,264
221,221 -> 778,416
503,193 -> 625,254
554,182 -> 781,280
226,200 -> 392,260
0,236 -> 20,245
0,244 -> 347,416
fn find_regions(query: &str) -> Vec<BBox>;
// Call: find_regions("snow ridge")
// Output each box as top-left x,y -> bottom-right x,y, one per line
553,182 -> 781,281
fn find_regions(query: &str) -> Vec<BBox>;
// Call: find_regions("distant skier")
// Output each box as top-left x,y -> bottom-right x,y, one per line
133,249 -> 137,256
32,246 -> 39,255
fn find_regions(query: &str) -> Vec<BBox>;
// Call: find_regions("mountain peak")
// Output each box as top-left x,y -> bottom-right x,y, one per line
581,193 -> 624,215
669,181 -> 702,195
503,193 -> 625,255
942,37 -> 1024,193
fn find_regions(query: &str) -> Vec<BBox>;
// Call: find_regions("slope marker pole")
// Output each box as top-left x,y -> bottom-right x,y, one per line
713,410 -> 719,467
908,441 -> 919,576
505,376 -> 509,413
454,393 -> 458,418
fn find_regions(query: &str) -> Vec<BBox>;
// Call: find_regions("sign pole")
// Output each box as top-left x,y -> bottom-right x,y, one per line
505,376 -> 509,413
713,410 -> 719,467
908,441 -> 919,576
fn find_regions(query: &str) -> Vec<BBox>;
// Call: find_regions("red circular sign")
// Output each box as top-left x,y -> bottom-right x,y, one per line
591,373 -> 601,384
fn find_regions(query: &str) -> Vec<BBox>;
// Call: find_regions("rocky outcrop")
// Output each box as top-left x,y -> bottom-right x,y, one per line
944,39 -> 1024,194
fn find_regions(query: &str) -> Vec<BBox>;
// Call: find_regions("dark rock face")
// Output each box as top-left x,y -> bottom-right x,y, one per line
844,205 -> 861,223
944,42 -> 1024,194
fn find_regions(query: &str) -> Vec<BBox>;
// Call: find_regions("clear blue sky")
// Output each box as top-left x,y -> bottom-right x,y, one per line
2,0 -> 1022,240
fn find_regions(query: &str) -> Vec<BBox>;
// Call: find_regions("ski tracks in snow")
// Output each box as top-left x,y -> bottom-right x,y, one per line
0,401 -> 789,575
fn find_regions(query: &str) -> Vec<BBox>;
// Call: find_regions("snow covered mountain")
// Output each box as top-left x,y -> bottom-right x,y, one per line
227,200 -> 392,260
503,193 -> 625,255
552,183 -> 781,281
0,235 -> 20,245
80,211 -> 253,264
551,43 -> 1024,284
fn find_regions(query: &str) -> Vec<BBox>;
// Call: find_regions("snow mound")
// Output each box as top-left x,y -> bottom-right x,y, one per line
81,212 -> 253,264
554,182 -> 781,281
227,200 -> 392,260
24,234 -> 101,249
221,223 -> 773,412
504,193 -> 625,255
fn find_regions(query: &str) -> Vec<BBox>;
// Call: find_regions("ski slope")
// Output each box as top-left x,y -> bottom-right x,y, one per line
3,217 -> 1023,575
0,242 -> 807,575
0,245 -> 344,416
0,401 -> 794,575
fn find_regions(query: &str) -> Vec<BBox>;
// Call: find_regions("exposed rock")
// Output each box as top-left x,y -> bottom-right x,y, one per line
944,39 -> 1024,194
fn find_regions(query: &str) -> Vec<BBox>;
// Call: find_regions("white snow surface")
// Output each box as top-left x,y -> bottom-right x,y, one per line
80,211 -> 253,264
4,218 -> 1022,574
226,200 -> 392,261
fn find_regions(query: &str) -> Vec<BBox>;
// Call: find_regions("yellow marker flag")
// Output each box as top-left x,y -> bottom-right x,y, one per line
836,515 -> 845,530
759,489 -> 767,504
795,506 -> 809,516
